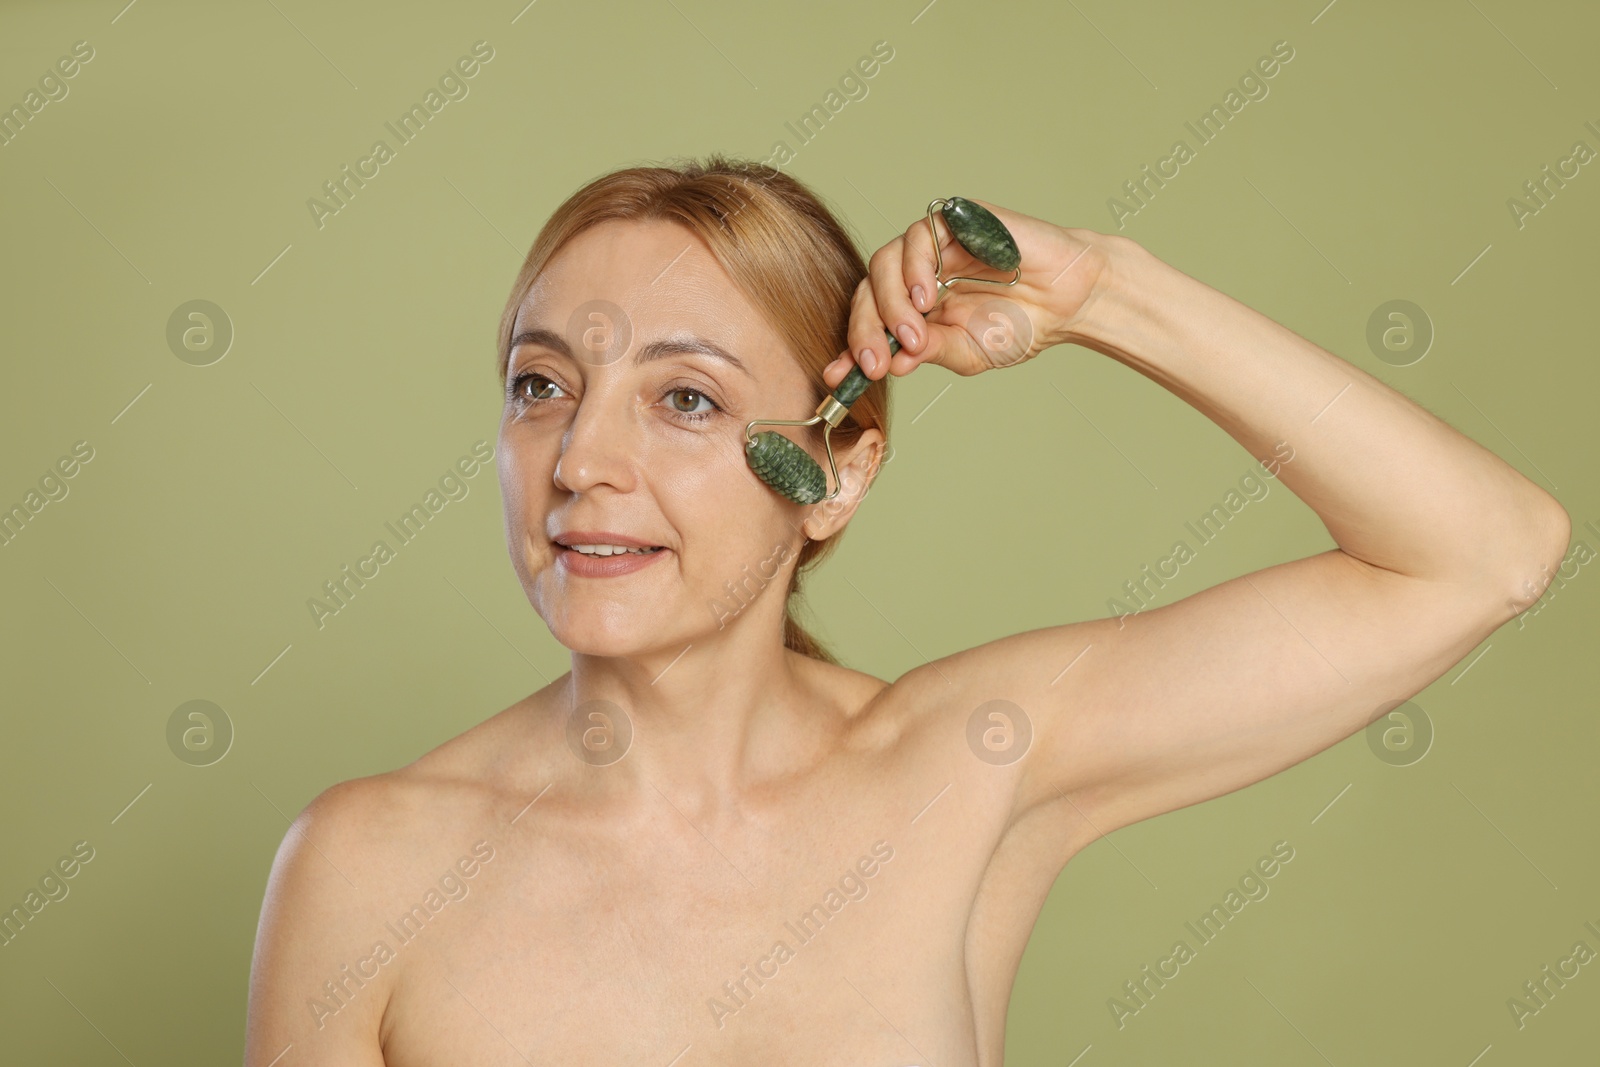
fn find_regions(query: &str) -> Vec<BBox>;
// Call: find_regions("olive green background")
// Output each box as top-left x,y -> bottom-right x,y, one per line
2,0 -> 1596,1062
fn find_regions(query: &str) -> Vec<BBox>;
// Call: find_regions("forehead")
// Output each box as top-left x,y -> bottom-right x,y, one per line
512,218 -> 774,348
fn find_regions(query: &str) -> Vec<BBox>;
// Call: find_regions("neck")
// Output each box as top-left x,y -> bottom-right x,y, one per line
551,611 -> 839,818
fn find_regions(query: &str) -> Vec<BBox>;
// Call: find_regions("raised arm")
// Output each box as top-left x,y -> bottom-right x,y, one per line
829,207 -> 1571,844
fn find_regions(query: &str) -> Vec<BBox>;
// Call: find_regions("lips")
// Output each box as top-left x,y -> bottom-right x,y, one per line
551,539 -> 670,578
551,530 -> 665,550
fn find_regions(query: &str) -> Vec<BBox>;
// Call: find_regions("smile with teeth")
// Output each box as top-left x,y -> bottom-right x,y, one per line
564,544 -> 665,556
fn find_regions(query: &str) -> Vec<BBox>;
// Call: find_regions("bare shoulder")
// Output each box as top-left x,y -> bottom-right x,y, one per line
245,696 -> 545,1064
295,696 -> 534,843
271,686 -> 555,906
245,772 -> 414,1064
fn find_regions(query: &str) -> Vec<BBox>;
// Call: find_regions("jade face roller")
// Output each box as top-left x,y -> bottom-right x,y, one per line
743,196 -> 1022,506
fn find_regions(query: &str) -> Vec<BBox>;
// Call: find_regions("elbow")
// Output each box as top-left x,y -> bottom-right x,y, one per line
1499,499 -> 1575,619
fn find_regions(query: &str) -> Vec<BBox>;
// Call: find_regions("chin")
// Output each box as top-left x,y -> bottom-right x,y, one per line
558,632 -> 672,661
541,607 -> 680,660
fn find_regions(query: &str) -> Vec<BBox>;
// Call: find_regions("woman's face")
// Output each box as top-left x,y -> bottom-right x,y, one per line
498,218 -> 861,657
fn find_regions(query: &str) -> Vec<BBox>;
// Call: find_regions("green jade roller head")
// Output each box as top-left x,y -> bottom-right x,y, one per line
743,196 -> 1023,506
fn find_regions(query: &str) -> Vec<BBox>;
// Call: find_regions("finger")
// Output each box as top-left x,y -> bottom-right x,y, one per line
822,350 -> 855,389
887,348 -> 921,377
886,320 -> 955,375
901,210 -> 945,316
867,236 -> 926,359
845,275 -> 894,379
907,303 -> 1006,377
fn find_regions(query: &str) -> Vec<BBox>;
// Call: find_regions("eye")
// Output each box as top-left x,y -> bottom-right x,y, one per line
663,386 -> 721,424
505,370 -> 723,425
506,371 -> 565,408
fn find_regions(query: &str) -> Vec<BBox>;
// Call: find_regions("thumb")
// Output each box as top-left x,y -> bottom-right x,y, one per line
889,317 -> 980,377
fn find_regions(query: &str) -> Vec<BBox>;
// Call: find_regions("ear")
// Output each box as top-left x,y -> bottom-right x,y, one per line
800,428 -> 887,541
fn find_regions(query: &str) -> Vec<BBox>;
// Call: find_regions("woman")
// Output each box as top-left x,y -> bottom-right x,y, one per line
244,155 -> 1569,1065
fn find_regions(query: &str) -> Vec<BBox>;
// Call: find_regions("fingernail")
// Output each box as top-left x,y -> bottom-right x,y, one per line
862,349 -> 879,375
912,285 -> 926,309
896,323 -> 919,351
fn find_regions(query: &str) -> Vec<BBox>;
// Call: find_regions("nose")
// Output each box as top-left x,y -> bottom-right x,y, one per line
551,383 -> 639,495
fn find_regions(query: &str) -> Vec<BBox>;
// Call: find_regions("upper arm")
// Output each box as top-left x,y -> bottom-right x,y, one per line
899,547 -> 1532,852
245,779 -> 392,1067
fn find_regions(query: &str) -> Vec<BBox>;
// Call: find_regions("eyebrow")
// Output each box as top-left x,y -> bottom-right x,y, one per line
507,327 -> 754,379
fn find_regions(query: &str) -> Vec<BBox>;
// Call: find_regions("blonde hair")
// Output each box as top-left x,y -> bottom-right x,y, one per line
496,154 -> 891,663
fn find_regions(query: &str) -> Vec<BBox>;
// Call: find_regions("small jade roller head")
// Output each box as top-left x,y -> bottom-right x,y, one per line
743,196 -> 1021,506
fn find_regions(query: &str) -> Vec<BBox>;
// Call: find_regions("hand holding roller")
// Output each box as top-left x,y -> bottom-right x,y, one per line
743,196 -> 1023,506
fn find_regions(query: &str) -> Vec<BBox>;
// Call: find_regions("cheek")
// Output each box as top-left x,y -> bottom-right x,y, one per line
647,435 -> 802,587
644,422 -> 774,532
496,431 -> 560,561
496,439 -> 538,518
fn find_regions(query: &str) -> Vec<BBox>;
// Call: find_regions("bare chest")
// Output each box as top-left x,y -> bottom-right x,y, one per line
375,754 -> 1054,1067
